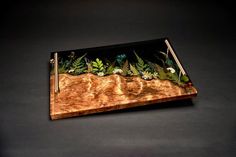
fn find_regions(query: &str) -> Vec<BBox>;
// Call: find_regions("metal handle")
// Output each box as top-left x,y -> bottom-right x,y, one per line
54,52 -> 60,93
165,39 -> 186,75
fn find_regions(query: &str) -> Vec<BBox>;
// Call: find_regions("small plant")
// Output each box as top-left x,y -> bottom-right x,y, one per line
167,72 -> 180,84
84,57 -> 93,73
158,50 -> 179,74
58,58 -> 69,73
97,72 -> 105,76
141,71 -> 153,80
134,51 -> 149,72
154,54 -> 165,68
113,68 -> 123,74
156,65 -> 168,80
152,72 -> 159,79
129,64 -> 139,76
92,58 -> 104,74
58,66 -> 67,73
106,61 -> 115,75
181,74 -> 189,83
147,61 -> 158,74
70,53 -> 87,75
121,60 -> 129,76
116,54 -> 127,67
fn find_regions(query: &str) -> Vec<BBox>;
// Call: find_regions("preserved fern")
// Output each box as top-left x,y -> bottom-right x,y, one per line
58,66 -> 67,73
134,51 -> 149,72
121,60 -> 129,76
147,61 -> 157,73
167,72 -> 179,84
106,61 -> 115,75
153,64 -> 167,80
85,63 -> 93,73
70,53 -> 87,75
129,64 -> 139,76
92,58 -> 104,73
84,57 -> 93,73
58,58 -> 69,73
116,54 -> 127,67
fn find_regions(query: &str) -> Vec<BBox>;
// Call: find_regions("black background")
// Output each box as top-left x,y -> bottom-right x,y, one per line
1,1 -> 235,157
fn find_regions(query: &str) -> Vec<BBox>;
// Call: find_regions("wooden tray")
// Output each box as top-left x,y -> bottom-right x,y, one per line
49,38 -> 197,120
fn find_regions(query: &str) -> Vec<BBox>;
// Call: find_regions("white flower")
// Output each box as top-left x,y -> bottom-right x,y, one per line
113,68 -> 123,74
97,72 -> 105,76
68,69 -> 75,73
141,71 -> 153,80
167,67 -> 175,73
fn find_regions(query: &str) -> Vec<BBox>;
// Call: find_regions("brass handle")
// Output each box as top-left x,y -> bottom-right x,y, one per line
165,39 -> 186,75
54,52 -> 60,93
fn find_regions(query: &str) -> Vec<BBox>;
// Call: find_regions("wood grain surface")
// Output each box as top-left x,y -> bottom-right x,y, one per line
50,73 -> 197,120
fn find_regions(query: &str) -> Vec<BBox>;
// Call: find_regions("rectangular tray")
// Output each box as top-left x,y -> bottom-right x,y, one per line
49,38 -> 197,120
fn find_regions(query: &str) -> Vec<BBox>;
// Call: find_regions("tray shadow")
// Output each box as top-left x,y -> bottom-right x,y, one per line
77,99 -> 195,119
49,99 -> 195,120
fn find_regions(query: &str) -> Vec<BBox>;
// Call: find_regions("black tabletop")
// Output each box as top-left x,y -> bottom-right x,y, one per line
1,1 -> 235,157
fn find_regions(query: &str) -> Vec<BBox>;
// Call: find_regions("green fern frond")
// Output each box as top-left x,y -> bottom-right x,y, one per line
58,58 -> 70,73
58,66 -> 67,73
129,64 -> 139,76
72,53 -> 86,67
106,61 -> 115,75
84,62 -> 93,73
92,58 -> 104,73
121,60 -> 129,76
146,61 -> 157,73
154,64 -> 167,80
70,53 -> 87,75
134,51 -> 148,72
167,72 -> 179,84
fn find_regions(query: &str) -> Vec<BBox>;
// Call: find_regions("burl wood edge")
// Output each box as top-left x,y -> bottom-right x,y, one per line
50,74 -> 197,120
